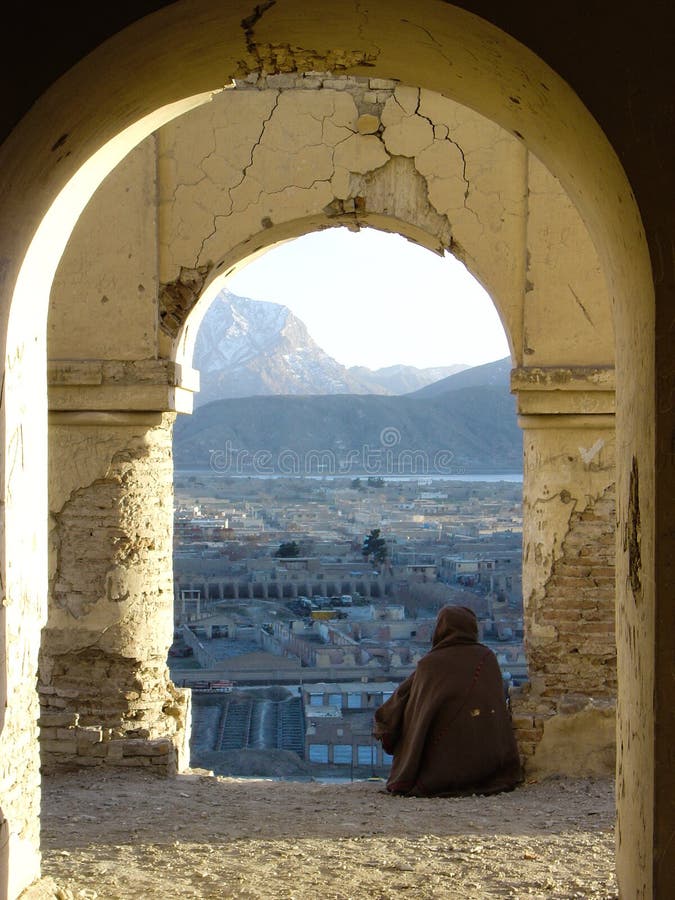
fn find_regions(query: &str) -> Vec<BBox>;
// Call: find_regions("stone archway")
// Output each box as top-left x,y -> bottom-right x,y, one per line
47,72 -> 616,778
0,3 -> 657,898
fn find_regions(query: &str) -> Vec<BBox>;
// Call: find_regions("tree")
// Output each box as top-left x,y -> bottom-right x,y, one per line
274,540 -> 300,558
362,528 -> 388,566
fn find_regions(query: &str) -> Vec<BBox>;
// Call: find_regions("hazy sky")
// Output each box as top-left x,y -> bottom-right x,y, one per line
226,227 -> 510,370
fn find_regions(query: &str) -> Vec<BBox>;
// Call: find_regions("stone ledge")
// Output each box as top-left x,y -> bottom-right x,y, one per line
511,365 -> 615,391
518,413 -> 615,429
48,358 -> 199,414
48,358 -> 199,389
512,366 -> 615,415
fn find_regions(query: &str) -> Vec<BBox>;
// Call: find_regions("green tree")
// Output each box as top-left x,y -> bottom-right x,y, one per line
274,540 -> 300,558
362,528 -> 388,566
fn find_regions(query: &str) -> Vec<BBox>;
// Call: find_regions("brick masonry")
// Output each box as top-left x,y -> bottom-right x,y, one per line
512,484 -> 616,760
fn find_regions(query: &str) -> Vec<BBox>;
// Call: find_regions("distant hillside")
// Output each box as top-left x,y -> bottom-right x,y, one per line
347,363 -> 469,395
409,357 -> 511,398
173,384 -> 521,474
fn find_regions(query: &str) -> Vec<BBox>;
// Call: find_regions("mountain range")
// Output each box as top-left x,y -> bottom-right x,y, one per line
177,289 -> 518,472
193,291 -> 468,404
176,289 -> 519,474
409,356 -> 511,397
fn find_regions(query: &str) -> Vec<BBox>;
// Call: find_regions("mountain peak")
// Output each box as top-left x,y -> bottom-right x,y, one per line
193,289 -> 471,404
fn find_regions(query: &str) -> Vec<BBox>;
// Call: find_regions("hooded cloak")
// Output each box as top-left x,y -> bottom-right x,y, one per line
373,605 -> 522,796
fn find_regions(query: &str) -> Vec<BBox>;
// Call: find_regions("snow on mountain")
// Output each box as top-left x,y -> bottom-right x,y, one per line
192,289 -> 468,404
193,290 -> 369,404
195,293 -> 289,372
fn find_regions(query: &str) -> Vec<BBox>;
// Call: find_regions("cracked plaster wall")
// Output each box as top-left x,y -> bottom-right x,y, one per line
45,142 -> 191,775
47,73 -> 613,378
156,75 -> 612,372
42,416 -> 190,774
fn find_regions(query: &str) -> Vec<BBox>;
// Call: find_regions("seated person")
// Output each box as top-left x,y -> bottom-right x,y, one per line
373,605 -> 522,796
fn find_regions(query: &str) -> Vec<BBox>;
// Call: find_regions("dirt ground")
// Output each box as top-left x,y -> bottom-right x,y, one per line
31,770 -> 617,899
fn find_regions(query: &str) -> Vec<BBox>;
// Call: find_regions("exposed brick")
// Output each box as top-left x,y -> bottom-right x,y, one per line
38,712 -> 78,728
38,727 -> 58,740
41,739 -> 78,754
106,757 -> 151,767
519,484 -> 616,759
511,715 -> 535,730
122,739 -> 171,757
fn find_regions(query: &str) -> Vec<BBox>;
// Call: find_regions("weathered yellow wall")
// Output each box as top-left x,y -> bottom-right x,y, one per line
154,77 -> 611,374
157,77 -> 529,359
50,141 -> 160,361
0,2 -> 660,897
511,367 -> 616,770
524,155 -> 614,366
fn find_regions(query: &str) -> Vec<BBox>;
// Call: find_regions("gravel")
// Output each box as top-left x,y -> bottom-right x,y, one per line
32,770 -> 617,899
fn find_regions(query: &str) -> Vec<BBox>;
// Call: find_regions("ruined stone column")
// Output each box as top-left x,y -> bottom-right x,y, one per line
510,366 -> 616,776
42,360 -> 197,774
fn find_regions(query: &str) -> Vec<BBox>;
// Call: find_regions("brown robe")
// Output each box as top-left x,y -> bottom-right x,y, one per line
373,605 -> 522,796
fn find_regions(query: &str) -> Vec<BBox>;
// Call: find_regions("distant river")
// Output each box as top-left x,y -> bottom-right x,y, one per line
411,473 -> 523,483
175,469 -> 523,483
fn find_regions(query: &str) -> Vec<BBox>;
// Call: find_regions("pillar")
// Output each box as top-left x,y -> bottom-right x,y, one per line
42,359 -> 197,774
510,366 -> 616,776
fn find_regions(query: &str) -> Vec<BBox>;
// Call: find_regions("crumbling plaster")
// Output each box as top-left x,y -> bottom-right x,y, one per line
48,419 -> 175,651
521,424 -> 615,620
43,415 -> 190,775
153,76 -> 611,372
526,700 -> 616,779
515,470 -> 617,753
47,74 -> 614,380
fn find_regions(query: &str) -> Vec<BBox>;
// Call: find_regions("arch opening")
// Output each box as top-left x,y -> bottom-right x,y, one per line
174,217 -> 512,380
171,221 -> 613,783
174,236 -> 524,778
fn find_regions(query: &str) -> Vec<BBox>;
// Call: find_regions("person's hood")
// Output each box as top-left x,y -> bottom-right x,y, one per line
431,605 -> 478,648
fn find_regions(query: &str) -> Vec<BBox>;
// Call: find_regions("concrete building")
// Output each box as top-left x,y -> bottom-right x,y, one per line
0,4 -> 672,896
304,682 -> 398,769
